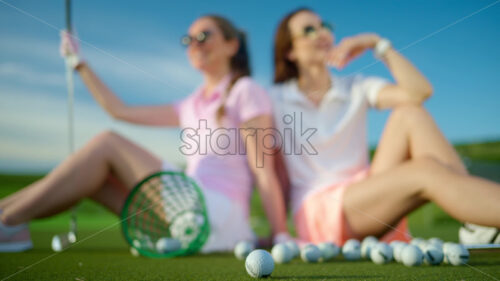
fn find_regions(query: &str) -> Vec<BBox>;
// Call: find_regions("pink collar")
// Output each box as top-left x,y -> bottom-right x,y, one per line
193,74 -> 232,115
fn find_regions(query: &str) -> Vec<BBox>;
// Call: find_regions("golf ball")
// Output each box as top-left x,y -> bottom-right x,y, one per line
423,244 -> 444,265
389,240 -> 402,249
370,242 -> 393,264
445,244 -> 469,266
361,236 -> 378,259
245,249 -> 274,278
132,239 -> 141,248
272,243 -> 292,264
410,237 -> 425,246
401,244 -> 423,267
393,242 -> 408,263
317,242 -> 340,261
342,239 -> 361,261
442,242 -> 454,264
130,247 -> 140,257
301,244 -> 321,263
428,237 -> 444,248
234,241 -> 255,260
156,237 -> 182,254
285,240 -> 300,258
141,235 -> 155,250
170,211 -> 204,247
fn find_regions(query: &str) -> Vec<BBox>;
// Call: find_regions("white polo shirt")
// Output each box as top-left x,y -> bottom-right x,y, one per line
269,74 -> 389,214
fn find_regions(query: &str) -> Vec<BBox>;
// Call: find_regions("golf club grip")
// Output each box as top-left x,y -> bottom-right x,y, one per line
65,0 -> 71,33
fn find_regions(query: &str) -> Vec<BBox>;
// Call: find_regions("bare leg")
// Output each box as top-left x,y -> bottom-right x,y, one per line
0,184 -> 39,210
89,174 -> 129,215
344,156 -> 500,238
1,131 -> 162,225
370,105 -> 467,176
343,105 -> 499,237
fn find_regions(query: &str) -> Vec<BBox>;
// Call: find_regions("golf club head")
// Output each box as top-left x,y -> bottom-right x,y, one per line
51,231 -> 76,252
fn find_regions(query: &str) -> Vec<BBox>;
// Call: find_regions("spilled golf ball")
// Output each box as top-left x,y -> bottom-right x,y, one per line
317,242 -> 340,261
370,242 -> 393,264
445,243 -> 469,266
234,240 -> 255,260
272,243 -> 292,264
423,244 -> 444,265
156,237 -> 182,254
301,244 -> 321,263
285,240 -> 300,258
392,242 -> 408,263
245,249 -> 274,278
401,244 -> 423,267
361,236 -> 378,259
342,239 -> 361,261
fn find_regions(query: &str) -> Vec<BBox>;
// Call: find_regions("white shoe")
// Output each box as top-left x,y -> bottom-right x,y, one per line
459,223 -> 500,245
0,212 -> 33,252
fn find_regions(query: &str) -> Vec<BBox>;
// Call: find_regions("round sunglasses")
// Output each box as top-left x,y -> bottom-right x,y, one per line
295,21 -> 335,39
181,30 -> 212,47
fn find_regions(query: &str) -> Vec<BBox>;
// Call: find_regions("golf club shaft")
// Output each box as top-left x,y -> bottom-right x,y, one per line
65,0 -> 78,238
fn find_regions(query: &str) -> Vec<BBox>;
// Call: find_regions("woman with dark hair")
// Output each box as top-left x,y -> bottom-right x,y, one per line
270,8 -> 500,245
0,15 -> 289,252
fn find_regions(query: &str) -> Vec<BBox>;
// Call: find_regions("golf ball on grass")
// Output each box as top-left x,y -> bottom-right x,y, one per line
442,242 -> 454,264
301,244 -> 321,263
370,242 -> 393,264
272,243 -> 292,264
156,238 -> 182,254
130,247 -> 140,257
401,244 -> 423,267
317,242 -> 340,261
423,244 -> 444,265
235,241 -> 255,260
389,240 -> 402,248
285,240 -> 300,258
445,244 -> 469,266
245,250 -> 274,278
428,237 -> 444,248
410,237 -> 424,246
361,236 -> 378,259
342,239 -> 361,261
392,242 -> 407,263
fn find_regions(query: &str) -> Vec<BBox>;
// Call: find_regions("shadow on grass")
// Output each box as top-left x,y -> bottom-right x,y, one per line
273,275 -> 382,279
466,261 -> 500,267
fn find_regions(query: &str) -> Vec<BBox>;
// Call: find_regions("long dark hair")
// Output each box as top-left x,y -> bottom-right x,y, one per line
205,15 -> 251,123
273,8 -> 312,83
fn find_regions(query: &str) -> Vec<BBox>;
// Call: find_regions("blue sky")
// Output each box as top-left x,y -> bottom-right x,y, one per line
1,0 -> 499,173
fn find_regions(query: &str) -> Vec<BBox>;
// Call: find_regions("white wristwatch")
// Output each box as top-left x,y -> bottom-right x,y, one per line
374,38 -> 392,60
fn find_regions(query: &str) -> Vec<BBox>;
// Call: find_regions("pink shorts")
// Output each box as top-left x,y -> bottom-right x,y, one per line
294,169 -> 411,245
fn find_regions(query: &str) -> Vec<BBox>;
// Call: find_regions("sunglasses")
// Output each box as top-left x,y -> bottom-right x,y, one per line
296,21 -> 335,39
181,30 -> 213,47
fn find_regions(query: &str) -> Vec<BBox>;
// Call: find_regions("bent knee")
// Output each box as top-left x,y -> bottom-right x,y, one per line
410,156 -> 456,186
86,130 -> 122,154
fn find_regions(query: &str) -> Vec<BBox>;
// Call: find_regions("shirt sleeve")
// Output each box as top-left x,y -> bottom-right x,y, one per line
357,75 -> 390,108
232,78 -> 273,124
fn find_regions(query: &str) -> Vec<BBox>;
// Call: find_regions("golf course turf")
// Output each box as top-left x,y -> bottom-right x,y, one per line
1,142 -> 500,280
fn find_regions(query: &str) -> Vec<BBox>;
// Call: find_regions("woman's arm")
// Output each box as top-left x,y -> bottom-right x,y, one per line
329,33 -> 433,109
375,43 -> 433,109
76,62 -> 179,127
239,115 -> 289,239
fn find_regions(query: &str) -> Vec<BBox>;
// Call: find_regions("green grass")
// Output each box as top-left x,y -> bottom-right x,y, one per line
1,141 -> 500,280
